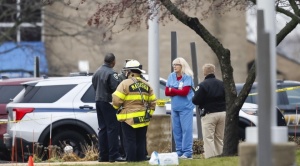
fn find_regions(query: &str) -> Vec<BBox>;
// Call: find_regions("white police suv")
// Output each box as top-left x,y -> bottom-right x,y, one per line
4,75 -> 98,161
3,74 -> 285,161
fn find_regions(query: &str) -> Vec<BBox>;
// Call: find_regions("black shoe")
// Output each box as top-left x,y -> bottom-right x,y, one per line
98,158 -> 109,162
109,156 -> 126,162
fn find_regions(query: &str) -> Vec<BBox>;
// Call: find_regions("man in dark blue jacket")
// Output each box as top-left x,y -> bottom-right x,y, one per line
92,53 -> 125,162
192,63 -> 226,158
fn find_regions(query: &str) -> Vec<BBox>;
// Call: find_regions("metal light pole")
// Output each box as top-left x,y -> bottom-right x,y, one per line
256,1 -> 276,165
256,1 -> 289,165
148,0 -> 160,98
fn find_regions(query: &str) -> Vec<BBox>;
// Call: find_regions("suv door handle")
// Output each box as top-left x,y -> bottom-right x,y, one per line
79,105 -> 94,110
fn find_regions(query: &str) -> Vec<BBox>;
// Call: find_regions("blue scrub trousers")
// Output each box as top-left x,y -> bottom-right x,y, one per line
172,109 -> 193,157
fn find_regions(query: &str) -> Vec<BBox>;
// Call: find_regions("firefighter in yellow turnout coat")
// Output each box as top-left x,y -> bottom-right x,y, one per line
112,60 -> 156,162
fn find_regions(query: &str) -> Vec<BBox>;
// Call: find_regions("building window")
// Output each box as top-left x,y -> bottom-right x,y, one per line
0,0 -> 43,42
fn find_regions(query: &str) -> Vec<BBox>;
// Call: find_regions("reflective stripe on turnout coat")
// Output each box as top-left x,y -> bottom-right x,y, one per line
112,76 -> 156,128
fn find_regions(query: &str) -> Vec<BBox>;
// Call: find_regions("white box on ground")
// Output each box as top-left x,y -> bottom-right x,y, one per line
149,151 -> 179,166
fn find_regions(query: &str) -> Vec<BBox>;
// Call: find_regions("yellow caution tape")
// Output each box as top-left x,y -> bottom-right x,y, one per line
248,86 -> 300,96
276,86 -> 300,93
0,121 -> 8,124
156,98 -> 171,107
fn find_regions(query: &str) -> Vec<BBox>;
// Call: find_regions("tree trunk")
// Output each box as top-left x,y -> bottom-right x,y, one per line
223,62 -> 256,155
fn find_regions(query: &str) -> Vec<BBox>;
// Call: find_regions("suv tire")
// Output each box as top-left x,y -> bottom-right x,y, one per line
52,130 -> 87,158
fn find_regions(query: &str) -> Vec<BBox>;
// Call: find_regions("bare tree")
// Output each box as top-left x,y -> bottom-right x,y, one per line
72,0 -> 298,155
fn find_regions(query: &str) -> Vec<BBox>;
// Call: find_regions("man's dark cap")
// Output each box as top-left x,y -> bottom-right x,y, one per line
104,53 -> 115,64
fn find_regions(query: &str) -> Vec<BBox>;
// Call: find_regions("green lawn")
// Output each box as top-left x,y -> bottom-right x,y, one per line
57,150 -> 300,166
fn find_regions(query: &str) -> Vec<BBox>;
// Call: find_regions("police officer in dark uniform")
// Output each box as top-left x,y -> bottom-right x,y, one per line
92,53 -> 125,162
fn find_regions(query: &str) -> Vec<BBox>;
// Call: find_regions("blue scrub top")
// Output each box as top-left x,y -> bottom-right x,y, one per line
166,72 -> 195,111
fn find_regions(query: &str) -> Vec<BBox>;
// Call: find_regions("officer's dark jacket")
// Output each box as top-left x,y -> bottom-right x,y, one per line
192,74 -> 226,113
92,63 -> 120,102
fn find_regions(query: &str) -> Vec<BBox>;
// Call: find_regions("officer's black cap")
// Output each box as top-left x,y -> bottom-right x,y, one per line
104,53 -> 115,64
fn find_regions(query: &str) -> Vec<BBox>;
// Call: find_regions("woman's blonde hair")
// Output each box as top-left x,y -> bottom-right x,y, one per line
172,57 -> 194,78
202,63 -> 215,76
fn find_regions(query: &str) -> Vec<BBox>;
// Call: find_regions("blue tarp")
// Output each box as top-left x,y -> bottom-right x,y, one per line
0,42 -> 48,78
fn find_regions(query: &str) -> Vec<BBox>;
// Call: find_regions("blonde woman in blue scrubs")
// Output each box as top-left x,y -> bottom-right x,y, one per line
165,57 -> 194,159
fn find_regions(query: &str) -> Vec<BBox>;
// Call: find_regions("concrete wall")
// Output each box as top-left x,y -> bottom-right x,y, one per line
147,115 -> 172,154
44,1 -> 105,76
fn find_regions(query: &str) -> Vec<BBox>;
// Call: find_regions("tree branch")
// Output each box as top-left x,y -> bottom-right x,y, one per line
159,0 -> 229,56
249,0 -> 256,5
288,0 -> 300,15
276,6 -> 300,22
276,3 -> 300,45
276,18 -> 298,44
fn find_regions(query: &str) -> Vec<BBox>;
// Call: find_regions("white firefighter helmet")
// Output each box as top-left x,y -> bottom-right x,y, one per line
124,60 -> 146,74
